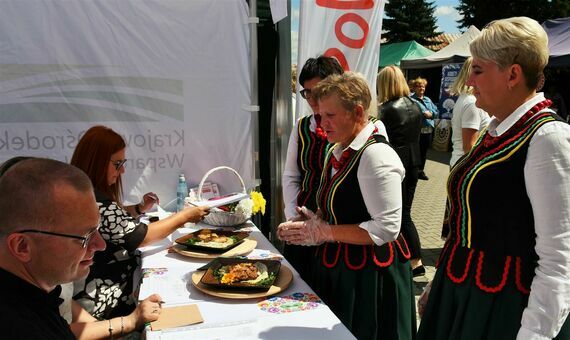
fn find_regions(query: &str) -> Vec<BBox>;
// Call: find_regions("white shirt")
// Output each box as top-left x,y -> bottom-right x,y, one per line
450,94 -> 490,166
486,93 -> 570,340
329,122 -> 404,245
282,114 -> 389,220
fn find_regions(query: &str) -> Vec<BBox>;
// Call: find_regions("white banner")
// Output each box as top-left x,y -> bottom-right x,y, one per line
296,0 -> 385,119
0,1 -> 253,209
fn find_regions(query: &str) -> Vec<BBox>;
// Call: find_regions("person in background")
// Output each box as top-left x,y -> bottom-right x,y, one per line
0,157 -> 106,339
279,72 -> 415,339
448,57 -> 491,167
410,77 -> 439,180
71,125 -> 209,320
282,56 -> 345,283
378,65 -> 425,277
417,17 -> 570,339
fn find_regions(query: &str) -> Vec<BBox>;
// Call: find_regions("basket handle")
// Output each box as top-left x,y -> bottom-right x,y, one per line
197,166 -> 247,201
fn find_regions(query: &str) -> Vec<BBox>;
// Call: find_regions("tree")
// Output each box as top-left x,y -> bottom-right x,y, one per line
383,0 -> 440,44
457,0 -> 570,30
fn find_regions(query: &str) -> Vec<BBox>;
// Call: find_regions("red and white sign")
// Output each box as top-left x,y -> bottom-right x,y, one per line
296,0 -> 385,119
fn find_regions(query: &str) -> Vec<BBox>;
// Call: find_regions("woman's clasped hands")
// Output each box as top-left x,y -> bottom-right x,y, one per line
277,206 -> 333,246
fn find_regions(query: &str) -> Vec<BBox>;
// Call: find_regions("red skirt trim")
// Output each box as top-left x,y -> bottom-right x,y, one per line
372,242 -> 394,267
515,257 -> 531,295
394,236 -> 411,260
475,252 -> 511,293
344,244 -> 367,270
321,242 -> 341,269
446,241 -> 474,283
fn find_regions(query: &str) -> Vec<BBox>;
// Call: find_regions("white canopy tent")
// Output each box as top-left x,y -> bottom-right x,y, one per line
401,26 -> 481,69
0,0 -> 263,209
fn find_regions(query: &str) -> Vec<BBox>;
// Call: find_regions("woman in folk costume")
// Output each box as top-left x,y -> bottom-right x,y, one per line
282,56 -> 344,283
279,72 -> 416,340
417,17 -> 570,340
282,56 -> 388,284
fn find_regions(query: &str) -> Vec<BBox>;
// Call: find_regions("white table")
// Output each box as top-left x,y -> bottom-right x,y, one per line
138,221 -> 355,340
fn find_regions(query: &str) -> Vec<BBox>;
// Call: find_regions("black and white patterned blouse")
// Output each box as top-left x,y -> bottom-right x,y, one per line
73,190 -> 148,320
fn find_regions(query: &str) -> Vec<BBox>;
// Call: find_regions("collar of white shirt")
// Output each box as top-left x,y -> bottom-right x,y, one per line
487,93 -> 548,137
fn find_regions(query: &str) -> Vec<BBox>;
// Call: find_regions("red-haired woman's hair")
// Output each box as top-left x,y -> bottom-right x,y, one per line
71,126 -> 126,202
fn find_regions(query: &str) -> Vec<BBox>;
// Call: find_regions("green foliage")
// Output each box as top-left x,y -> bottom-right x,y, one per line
456,0 -> 570,30
383,0 -> 441,44
256,272 -> 277,288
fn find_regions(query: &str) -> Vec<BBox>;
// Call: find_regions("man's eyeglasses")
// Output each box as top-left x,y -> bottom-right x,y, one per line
16,227 -> 100,248
110,159 -> 127,171
300,89 -> 313,100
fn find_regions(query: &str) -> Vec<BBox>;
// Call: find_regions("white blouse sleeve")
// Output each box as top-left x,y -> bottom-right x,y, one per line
357,142 -> 405,245
282,119 -> 302,220
518,120 -> 570,339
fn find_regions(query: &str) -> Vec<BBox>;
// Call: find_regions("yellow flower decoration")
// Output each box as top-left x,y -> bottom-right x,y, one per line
250,191 -> 266,215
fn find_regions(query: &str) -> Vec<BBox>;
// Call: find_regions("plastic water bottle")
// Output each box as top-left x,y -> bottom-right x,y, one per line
176,173 -> 187,212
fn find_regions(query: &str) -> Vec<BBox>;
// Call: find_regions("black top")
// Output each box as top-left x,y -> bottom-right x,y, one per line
0,267 -> 74,339
379,96 -> 422,168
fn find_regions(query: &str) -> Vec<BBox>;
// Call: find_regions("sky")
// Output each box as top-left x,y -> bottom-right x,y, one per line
291,0 -> 462,63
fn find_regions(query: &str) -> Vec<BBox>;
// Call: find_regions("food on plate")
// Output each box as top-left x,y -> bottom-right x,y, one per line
185,229 -> 239,248
214,262 -> 275,287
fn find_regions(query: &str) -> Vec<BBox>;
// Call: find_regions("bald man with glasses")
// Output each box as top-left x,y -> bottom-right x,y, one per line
0,158 -> 106,339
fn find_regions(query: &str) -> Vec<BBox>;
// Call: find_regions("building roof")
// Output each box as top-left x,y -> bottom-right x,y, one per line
425,32 -> 462,51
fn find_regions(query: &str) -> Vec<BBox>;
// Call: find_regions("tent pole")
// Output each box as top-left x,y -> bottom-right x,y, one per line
249,0 -> 260,189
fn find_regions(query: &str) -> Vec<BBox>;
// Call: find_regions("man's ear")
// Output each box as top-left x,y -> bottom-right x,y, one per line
5,233 -> 33,262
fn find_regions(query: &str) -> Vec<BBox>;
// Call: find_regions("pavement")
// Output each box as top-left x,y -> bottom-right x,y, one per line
411,148 -> 451,323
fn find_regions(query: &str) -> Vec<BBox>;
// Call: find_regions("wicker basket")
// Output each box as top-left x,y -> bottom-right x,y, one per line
197,166 -> 251,227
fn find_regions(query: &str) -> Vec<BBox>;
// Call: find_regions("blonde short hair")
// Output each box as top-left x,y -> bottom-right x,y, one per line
470,16 -> 548,89
377,66 -> 411,104
409,77 -> 428,90
312,72 -> 371,117
449,57 -> 474,96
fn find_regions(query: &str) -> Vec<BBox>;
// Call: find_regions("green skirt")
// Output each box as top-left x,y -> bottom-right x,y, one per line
310,246 -> 416,340
418,262 -> 570,340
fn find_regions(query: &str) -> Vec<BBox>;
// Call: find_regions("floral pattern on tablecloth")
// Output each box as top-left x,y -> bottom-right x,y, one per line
257,292 -> 323,314
142,267 -> 169,278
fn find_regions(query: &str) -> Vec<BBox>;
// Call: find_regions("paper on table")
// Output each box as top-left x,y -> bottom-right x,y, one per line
189,192 -> 248,209
150,304 -> 203,331
139,268 -> 197,304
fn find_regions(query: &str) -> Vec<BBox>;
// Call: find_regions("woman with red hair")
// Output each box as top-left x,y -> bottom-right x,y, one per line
71,125 -> 209,320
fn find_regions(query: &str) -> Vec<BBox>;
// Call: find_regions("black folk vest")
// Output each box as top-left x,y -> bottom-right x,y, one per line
439,108 -> 561,294
296,115 -> 330,212
316,134 -> 410,270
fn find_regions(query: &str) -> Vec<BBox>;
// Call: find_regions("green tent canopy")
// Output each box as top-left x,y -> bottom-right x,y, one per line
379,41 -> 434,67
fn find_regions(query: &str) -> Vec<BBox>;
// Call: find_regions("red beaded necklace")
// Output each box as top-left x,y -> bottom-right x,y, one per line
331,149 -> 352,170
314,114 -> 327,139
330,126 -> 379,170
483,99 -> 552,147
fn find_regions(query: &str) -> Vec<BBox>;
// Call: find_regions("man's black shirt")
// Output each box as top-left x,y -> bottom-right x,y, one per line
0,267 -> 75,339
